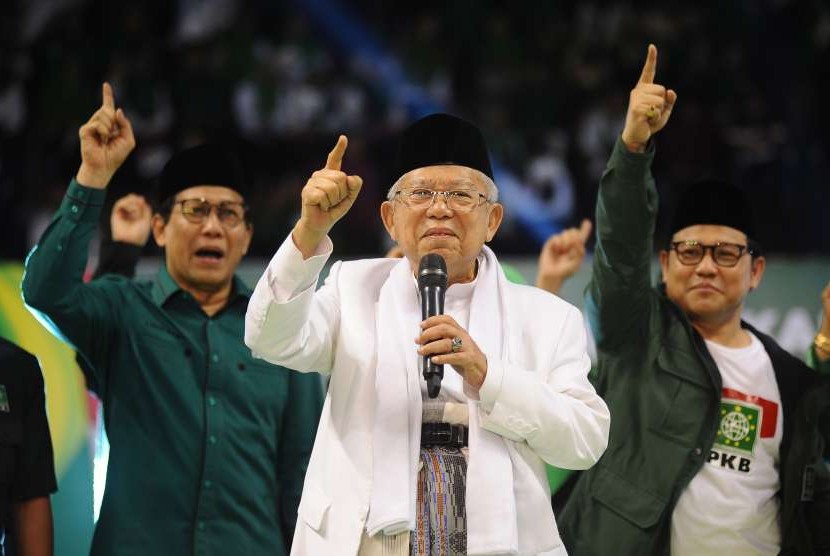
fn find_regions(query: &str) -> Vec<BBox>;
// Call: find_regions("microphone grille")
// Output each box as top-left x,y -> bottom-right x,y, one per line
418,254 -> 448,288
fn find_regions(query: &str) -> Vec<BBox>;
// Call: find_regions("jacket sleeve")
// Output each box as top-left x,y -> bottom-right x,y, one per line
478,302 -> 610,470
806,346 -> 830,376
278,369 -> 324,547
92,239 -> 142,280
807,380 -> 830,550
809,459 -> 830,551
245,234 -> 340,374
586,138 -> 659,352
22,180 -> 121,381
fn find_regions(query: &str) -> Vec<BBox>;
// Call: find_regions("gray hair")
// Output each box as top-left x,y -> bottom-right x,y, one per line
386,168 -> 499,203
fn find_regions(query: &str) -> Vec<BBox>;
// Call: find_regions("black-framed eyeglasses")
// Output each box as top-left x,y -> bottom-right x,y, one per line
669,240 -> 755,267
393,188 -> 490,212
176,198 -> 248,228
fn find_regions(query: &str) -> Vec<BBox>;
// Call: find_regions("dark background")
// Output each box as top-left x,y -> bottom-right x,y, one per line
1,0 -> 828,259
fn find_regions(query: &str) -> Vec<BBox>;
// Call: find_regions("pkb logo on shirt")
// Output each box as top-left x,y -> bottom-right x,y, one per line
708,388 -> 779,474
716,402 -> 759,453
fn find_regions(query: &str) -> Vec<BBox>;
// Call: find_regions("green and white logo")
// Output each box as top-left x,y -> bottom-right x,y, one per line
715,402 -> 759,454
0,384 -> 9,412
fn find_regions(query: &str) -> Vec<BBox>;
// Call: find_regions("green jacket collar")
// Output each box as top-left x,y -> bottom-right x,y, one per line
151,265 -> 252,308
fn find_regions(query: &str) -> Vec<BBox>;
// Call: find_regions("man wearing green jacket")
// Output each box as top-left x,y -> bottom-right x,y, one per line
559,45 -> 830,554
23,83 -> 323,555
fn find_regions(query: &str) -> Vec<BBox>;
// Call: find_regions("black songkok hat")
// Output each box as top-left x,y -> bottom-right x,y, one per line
395,113 -> 494,181
669,178 -> 757,240
156,144 -> 249,204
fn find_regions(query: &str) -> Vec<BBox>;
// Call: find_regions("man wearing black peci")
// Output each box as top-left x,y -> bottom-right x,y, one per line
23,83 -> 323,555
559,44 -> 830,555
245,113 -> 610,555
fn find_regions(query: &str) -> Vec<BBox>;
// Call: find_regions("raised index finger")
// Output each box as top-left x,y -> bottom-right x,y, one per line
638,44 -> 658,85
325,135 -> 348,171
578,218 -> 593,242
102,82 -> 115,110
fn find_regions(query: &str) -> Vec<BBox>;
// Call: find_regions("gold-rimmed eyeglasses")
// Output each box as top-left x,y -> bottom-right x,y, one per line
176,198 -> 248,228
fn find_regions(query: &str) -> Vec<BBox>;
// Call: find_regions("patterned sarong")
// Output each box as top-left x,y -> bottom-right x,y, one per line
410,401 -> 469,556
411,446 -> 468,555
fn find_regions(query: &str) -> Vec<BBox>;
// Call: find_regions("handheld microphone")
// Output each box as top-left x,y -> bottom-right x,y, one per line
418,254 -> 448,398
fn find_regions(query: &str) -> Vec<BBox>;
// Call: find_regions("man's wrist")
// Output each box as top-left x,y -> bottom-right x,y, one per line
620,133 -> 648,154
75,165 -> 111,189
291,221 -> 327,260
536,274 -> 565,295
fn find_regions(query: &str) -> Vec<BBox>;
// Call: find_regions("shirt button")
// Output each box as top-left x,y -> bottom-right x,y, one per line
204,480 -> 212,489
693,447 -> 702,456
71,205 -> 79,213
208,397 -> 216,407
56,245 -> 63,251
211,354 -> 219,363
209,435 -> 217,444
198,521 -> 205,531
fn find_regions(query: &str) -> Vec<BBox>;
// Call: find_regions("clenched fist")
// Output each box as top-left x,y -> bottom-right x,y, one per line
536,219 -> 592,295
111,194 -> 153,246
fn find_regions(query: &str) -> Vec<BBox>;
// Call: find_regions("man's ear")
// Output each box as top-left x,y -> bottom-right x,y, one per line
380,201 -> 396,242
485,203 -> 503,242
242,223 -> 254,256
152,214 -> 167,248
659,250 -> 669,284
749,256 -> 766,291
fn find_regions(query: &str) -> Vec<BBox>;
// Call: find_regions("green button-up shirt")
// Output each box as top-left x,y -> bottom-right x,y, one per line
23,180 -> 323,555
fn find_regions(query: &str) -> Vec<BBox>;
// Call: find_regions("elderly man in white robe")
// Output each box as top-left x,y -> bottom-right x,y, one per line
245,114 -> 610,556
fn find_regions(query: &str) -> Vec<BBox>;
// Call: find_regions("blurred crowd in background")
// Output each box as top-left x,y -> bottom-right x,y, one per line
1,0 -> 829,259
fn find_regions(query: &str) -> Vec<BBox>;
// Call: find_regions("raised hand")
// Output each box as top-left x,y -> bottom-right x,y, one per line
292,135 -> 363,258
111,193 -> 153,246
621,44 -> 677,153
76,83 -> 136,188
536,219 -> 592,295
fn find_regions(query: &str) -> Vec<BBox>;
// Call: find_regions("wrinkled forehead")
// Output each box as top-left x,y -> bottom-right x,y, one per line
399,165 -> 487,192
671,224 -> 748,244
174,185 -> 245,204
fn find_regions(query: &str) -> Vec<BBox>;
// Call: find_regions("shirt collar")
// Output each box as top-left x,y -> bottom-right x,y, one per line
151,265 -> 252,308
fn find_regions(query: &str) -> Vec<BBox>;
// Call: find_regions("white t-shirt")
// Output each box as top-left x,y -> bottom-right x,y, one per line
671,332 -> 783,555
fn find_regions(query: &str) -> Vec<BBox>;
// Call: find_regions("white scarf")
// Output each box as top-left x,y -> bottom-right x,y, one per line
366,246 -> 520,555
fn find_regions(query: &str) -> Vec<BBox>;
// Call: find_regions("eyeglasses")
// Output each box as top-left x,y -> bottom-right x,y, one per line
669,240 -> 754,267
393,188 -> 490,212
176,198 -> 248,228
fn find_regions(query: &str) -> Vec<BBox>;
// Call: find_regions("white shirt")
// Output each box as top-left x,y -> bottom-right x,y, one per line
671,332 -> 782,555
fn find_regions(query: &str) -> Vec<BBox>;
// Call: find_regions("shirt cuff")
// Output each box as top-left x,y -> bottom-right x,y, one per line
266,233 -> 333,301
61,179 -> 107,223
477,355 -> 505,412
608,136 -> 656,181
